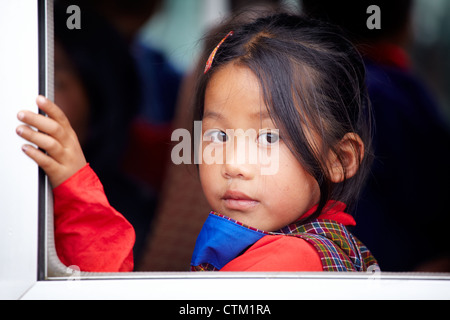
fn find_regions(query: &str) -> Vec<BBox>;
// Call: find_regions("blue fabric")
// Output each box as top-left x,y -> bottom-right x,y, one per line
191,213 -> 266,270
132,40 -> 182,124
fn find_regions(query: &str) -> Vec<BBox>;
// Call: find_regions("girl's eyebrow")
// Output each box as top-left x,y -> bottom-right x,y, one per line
203,110 -> 270,120
203,110 -> 224,120
251,110 -> 270,120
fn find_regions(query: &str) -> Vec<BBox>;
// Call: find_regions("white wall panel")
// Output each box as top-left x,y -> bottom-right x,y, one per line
0,0 -> 40,300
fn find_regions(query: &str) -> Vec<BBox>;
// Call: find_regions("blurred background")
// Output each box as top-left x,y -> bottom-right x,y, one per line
53,0 -> 450,272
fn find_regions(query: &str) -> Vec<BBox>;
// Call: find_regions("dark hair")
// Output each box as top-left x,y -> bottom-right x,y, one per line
194,12 -> 373,220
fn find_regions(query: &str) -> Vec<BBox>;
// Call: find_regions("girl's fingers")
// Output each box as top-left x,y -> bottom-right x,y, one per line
35,95 -> 70,127
16,125 -> 63,159
17,110 -> 67,143
21,144 -> 60,175
17,96 -> 87,188
17,96 -> 73,143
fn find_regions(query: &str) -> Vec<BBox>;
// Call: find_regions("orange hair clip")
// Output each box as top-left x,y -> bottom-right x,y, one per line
204,31 -> 234,74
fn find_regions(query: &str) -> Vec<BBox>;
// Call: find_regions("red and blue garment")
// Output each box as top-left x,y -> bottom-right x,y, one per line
191,203 -> 379,272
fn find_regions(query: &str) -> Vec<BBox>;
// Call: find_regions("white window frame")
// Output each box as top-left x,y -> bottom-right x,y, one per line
1,0 -> 450,300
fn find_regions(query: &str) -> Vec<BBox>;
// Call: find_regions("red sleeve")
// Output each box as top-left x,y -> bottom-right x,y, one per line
220,235 -> 323,272
52,164 -> 135,272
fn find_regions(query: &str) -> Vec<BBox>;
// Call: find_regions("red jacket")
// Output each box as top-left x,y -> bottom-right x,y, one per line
220,205 -> 356,272
53,164 -> 135,272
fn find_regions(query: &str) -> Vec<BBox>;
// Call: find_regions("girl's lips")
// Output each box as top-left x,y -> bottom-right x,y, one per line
222,191 -> 259,211
223,199 -> 259,211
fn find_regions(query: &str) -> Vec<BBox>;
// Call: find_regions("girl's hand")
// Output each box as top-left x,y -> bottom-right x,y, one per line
16,95 -> 87,188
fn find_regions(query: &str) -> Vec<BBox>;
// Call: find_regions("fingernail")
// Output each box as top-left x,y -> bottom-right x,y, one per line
17,112 -> 25,120
37,95 -> 46,104
16,127 -> 23,136
22,145 -> 29,152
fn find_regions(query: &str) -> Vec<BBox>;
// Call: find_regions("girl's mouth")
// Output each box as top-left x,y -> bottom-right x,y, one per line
222,190 -> 259,211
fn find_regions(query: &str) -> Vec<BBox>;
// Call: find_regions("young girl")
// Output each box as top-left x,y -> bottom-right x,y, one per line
17,12 -> 378,272
190,12 -> 379,272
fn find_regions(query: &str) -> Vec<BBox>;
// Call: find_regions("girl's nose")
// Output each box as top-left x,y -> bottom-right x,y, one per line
222,161 -> 254,180
221,135 -> 256,180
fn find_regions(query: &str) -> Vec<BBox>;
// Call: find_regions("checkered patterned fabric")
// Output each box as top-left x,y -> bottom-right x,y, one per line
279,219 -> 378,271
192,213 -> 379,272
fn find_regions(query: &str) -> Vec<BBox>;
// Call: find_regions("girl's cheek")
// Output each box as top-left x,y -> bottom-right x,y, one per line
199,163 -> 217,189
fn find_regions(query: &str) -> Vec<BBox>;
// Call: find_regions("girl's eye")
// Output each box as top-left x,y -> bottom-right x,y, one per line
258,130 -> 280,146
205,130 -> 228,143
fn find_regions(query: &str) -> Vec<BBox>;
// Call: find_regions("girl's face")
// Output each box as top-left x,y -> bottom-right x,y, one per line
199,64 -> 320,232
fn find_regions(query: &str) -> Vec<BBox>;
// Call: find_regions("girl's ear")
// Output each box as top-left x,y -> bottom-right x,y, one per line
327,133 -> 365,183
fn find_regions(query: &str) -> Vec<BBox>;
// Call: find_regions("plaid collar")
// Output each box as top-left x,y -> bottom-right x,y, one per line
191,202 -> 378,272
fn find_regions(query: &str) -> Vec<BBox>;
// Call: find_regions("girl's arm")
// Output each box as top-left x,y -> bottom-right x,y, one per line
53,163 -> 135,272
16,96 -> 135,272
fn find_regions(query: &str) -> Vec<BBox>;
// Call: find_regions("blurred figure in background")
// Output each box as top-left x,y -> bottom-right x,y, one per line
54,0 -> 182,267
301,0 -> 450,271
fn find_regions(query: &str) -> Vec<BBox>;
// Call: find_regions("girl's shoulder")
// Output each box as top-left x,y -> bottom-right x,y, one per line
220,235 -> 322,272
